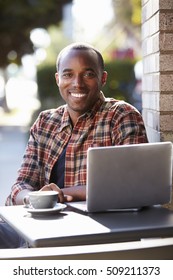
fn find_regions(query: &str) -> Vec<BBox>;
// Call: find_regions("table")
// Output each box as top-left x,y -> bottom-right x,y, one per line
1,205 -> 173,250
1,238 -> 173,259
1,205 -> 173,259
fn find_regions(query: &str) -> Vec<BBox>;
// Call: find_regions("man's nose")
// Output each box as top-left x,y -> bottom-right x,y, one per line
72,74 -> 84,86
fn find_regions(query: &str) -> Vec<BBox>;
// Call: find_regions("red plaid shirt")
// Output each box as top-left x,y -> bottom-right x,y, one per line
6,93 -> 148,205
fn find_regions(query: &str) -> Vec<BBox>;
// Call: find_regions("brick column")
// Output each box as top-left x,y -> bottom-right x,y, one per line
142,0 -> 173,143
142,0 -> 173,209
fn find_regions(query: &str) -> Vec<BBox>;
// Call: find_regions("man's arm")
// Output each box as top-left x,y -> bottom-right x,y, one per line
63,185 -> 86,202
14,183 -> 86,206
112,102 -> 148,145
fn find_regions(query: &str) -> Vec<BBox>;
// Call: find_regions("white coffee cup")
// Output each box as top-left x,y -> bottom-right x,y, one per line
24,191 -> 58,209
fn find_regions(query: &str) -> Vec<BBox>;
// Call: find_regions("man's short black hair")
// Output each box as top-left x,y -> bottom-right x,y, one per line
56,42 -> 105,72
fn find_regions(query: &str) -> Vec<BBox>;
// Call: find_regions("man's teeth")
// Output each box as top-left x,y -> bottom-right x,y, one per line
71,93 -> 86,97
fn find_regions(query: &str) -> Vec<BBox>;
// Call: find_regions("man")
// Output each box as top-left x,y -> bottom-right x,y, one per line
1,43 -> 148,247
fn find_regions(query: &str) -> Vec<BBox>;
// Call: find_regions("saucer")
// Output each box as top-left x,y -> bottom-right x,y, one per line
26,203 -> 67,215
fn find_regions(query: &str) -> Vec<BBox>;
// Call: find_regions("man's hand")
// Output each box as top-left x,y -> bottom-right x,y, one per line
40,183 -> 86,202
40,183 -> 73,203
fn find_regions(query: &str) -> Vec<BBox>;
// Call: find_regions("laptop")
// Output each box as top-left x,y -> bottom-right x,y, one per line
67,142 -> 172,213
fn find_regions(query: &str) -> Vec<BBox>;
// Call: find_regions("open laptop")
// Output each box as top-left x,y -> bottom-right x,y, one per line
67,142 -> 172,213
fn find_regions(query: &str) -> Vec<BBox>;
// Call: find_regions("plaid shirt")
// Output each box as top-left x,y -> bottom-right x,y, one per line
6,93 -> 148,205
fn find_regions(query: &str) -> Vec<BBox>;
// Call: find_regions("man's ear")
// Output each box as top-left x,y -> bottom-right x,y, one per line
55,73 -> 59,86
101,71 -> 108,87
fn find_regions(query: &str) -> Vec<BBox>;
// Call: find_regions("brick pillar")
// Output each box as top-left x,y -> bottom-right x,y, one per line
142,0 -> 173,143
142,0 -> 173,209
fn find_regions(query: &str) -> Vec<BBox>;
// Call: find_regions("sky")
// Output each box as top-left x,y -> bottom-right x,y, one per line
72,0 -> 114,42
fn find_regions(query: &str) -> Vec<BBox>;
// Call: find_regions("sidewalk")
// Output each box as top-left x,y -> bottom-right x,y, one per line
0,111 -> 29,205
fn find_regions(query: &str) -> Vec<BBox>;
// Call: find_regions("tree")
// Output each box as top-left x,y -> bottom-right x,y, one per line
112,0 -> 141,52
0,0 -> 72,68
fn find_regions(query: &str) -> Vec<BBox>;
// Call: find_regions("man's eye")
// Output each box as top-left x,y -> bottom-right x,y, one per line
62,73 -> 72,78
84,72 -> 96,78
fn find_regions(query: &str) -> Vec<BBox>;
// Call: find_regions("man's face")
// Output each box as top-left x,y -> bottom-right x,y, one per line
55,49 -> 107,121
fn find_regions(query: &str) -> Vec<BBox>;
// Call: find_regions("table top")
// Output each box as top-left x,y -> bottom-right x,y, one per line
1,205 -> 173,248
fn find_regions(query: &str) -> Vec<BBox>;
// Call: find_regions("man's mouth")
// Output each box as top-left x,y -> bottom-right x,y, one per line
70,92 -> 87,98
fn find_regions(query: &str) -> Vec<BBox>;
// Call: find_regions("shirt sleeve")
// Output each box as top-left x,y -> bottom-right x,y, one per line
111,102 -> 148,145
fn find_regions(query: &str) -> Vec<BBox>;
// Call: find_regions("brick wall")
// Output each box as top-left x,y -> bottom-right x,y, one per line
142,0 -> 173,143
142,0 -> 173,209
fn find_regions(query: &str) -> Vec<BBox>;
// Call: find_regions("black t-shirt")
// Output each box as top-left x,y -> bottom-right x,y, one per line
49,146 -> 67,189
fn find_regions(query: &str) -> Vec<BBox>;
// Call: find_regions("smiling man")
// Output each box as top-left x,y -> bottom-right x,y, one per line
5,42 -> 148,207
1,42 -> 148,248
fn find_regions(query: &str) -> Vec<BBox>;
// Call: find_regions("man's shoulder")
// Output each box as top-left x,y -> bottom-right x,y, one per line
104,98 -> 137,112
39,105 -> 66,120
31,105 -> 67,133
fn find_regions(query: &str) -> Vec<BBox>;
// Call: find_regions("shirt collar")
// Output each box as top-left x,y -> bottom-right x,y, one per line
57,106 -> 72,133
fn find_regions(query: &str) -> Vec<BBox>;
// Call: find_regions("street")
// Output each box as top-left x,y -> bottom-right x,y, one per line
0,126 -> 28,205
